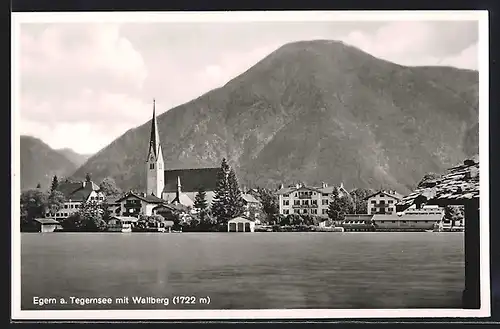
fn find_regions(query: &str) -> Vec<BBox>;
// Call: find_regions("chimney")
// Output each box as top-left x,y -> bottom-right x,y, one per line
322,182 -> 327,188
295,183 -> 300,189
340,182 -> 344,189
279,183 -> 284,189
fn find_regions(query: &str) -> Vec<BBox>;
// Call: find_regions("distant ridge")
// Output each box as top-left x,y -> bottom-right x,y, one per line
20,136 -> 87,191
72,40 -> 479,194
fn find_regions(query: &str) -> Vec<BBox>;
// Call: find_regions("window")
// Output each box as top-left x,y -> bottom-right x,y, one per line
284,209 -> 289,214
150,163 -> 154,169
311,209 -> 317,214
294,200 -> 300,206
322,199 -> 329,205
303,209 -> 308,214
322,209 -> 327,214
312,200 -> 317,205
371,208 -> 376,212
302,200 -> 309,205
388,208 -> 393,212
322,193 -> 328,197
371,200 -> 376,204
283,194 -> 289,198
64,205 -> 68,209
283,200 -> 289,206
295,193 -> 298,197
402,221 -> 407,224
388,200 -> 393,204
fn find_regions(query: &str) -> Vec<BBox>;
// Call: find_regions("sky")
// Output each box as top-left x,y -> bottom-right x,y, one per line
17,17 -> 480,155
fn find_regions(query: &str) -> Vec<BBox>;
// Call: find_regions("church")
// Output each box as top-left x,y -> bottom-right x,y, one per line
145,99 -> 219,207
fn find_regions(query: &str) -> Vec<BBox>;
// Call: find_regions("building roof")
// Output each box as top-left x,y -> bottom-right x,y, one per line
275,184 -> 349,196
56,180 -> 100,202
397,157 -> 479,208
242,194 -> 260,204
34,218 -> 61,225
116,191 -> 166,204
228,216 -> 255,223
372,214 -> 443,222
110,216 -> 139,222
163,168 -> 219,193
344,214 -> 374,221
153,203 -> 190,213
105,195 -> 122,204
172,193 -> 195,207
364,190 -> 404,201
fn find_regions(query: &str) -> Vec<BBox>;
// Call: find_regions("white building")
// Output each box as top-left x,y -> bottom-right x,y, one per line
47,180 -> 105,219
365,190 -> 404,215
276,182 -> 350,217
115,191 -> 166,217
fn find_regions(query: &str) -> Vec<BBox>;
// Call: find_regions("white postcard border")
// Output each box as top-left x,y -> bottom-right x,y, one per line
11,10 -> 490,320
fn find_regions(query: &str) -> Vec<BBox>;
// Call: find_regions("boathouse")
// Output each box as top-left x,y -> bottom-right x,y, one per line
33,218 -> 62,232
227,216 -> 255,232
398,156 -> 480,309
107,216 -> 138,232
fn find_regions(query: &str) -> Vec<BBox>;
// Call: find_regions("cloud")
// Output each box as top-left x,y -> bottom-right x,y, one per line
20,91 -> 156,154
20,24 -> 148,95
18,20 -> 480,155
340,21 -> 478,70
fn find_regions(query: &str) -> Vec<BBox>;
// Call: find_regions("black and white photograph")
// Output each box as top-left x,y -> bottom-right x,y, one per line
11,10 -> 490,320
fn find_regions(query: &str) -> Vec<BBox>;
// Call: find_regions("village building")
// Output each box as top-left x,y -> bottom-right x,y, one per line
397,156 -> 480,309
241,193 -> 261,221
104,195 -> 123,216
145,99 -> 219,207
33,218 -> 63,232
365,190 -> 404,215
227,216 -> 256,232
47,180 -> 105,219
276,182 -> 350,217
107,216 -> 138,232
115,191 -> 166,217
342,214 -> 375,232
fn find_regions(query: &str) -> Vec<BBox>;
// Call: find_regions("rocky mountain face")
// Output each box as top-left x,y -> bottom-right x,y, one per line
71,40 -> 479,194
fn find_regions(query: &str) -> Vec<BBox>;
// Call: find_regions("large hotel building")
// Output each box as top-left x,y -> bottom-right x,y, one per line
275,182 -> 350,217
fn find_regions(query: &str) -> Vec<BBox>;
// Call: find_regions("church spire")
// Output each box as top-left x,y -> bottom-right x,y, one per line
147,98 -> 161,160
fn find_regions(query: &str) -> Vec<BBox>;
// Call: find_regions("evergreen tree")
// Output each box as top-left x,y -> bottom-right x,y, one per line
227,167 -> 245,218
327,187 -> 352,223
257,187 -> 279,223
47,190 -> 66,217
50,175 -> 59,193
349,188 -> 374,214
85,173 -> 92,183
194,186 -> 208,222
99,177 -> 122,196
36,183 -> 41,189
211,158 -> 231,224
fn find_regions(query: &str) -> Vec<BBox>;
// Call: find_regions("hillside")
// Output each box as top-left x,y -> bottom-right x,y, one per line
72,40 -> 479,194
20,136 -> 79,191
57,148 -> 92,167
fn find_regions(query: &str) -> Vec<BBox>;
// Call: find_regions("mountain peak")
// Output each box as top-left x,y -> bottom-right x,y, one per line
72,40 -> 479,193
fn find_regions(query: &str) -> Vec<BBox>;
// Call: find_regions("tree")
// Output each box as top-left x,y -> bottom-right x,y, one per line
194,187 -> 208,222
256,187 -> 279,223
50,175 -> 59,193
99,177 -> 122,196
47,190 -> 66,217
77,201 -> 106,231
85,173 -> 92,183
417,172 -> 441,188
349,188 -> 374,214
227,167 -> 245,219
445,205 -> 464,226
327,187 -> 352,223
211,158 -> 231,224
36,183 -> 41,189
20,189 -> 48,230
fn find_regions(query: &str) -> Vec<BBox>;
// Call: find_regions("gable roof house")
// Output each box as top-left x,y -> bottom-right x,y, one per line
397,156 -> 480,309
116,191 -> 167,217
47,180 -> 105,219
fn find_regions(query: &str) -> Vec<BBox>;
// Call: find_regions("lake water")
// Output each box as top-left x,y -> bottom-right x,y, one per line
21,232 -> 464,310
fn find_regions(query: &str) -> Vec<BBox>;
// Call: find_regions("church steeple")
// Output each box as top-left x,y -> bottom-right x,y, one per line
147,98 -> 161,161
146,98 -> 165,197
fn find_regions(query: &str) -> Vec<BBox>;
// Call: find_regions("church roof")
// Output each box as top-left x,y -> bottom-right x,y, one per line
163,168 -> 219,193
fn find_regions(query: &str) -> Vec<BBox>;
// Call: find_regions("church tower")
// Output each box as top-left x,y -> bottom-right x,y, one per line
146,99 -> 165,197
